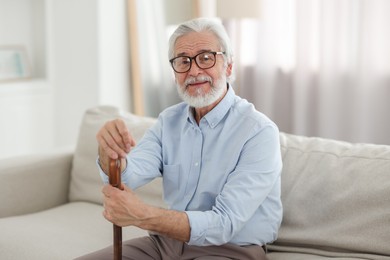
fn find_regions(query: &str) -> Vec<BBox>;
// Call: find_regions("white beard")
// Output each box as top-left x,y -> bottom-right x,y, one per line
176,74 -> 227,108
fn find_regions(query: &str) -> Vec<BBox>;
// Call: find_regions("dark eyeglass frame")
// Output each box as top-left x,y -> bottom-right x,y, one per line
169,51 -> 226,73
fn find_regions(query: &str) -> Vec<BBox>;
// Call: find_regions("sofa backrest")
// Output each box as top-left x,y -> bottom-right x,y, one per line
273,132 -> 390,258
70,106 -> 390,258
68,106 -> 163,207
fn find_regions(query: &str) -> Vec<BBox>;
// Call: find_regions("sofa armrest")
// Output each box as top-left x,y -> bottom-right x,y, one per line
0,149 -> 73,218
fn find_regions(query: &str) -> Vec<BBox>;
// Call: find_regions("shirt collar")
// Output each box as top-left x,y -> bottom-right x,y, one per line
186,84 -> 235,128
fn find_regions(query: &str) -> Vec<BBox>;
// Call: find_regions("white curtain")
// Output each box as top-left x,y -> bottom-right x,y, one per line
135,0 -> 180,117
225,0 -> 390,144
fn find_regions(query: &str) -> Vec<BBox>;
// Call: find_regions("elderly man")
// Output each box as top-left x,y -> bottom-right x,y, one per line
78,18 -> 282,260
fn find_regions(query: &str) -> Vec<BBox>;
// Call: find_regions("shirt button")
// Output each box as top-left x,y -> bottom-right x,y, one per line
194,162 -> 199,166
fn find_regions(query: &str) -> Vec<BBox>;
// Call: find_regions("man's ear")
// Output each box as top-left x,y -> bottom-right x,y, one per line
226,63 -> 233,77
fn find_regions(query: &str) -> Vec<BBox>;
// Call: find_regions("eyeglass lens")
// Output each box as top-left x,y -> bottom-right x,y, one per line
172,52 -> 216,73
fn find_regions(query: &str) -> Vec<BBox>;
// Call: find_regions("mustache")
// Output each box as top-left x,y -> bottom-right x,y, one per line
184,75 -> 213,87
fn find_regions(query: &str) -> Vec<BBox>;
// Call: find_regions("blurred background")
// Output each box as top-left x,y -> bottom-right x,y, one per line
0,0 -> 389,159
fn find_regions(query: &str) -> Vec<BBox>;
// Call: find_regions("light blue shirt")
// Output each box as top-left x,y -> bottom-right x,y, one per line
99,86 -> 282,246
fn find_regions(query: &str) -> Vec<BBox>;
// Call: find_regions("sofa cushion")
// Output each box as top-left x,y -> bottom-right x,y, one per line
267,252 -> 375,260
69,106 -> 161,205
269,133 -> 390,258
0,202 -> 147,260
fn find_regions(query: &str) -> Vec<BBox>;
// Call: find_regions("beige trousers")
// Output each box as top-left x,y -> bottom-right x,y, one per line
75,235 -> 267,260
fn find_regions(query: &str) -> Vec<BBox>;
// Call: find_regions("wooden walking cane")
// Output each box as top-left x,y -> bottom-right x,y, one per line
109,158 -> 122,260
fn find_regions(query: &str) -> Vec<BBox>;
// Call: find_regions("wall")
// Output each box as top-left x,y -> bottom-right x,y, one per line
0,0 -> 130,158
0,0 -> 53,158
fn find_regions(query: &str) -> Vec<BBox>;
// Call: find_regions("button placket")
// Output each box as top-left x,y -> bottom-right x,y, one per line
181,127 -> 203,208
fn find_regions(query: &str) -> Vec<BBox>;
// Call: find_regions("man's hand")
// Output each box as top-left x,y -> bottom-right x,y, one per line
102,184 -> 147,227
96,119 -> 136,174
102,184 -> 191,242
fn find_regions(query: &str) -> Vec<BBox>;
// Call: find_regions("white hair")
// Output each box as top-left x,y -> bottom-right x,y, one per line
168,18 -> 235,83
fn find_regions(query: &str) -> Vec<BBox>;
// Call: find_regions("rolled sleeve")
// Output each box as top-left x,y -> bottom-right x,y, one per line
185,211 -> 208,245
96,157 -> 109,184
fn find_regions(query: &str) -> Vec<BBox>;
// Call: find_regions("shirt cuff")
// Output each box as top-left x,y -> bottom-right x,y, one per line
96,156 -> 109,184
96,156 -> 130,185
185,211 -> 208,246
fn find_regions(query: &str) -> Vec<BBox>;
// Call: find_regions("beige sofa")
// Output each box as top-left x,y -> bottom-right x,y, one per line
1,106 -> 389,260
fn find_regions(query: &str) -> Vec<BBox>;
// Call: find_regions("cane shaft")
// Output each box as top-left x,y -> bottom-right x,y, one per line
109,159 -> 122,260
113,225 -> 122,260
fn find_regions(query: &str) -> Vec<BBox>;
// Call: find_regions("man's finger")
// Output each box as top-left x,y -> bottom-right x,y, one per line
102,130 -> 128,158
114,119 -> 135,153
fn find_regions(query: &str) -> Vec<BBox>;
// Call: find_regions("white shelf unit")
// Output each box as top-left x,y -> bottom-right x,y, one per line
0,0 -> 48,83
0,0 -> 132,159
0,0 -> 53,158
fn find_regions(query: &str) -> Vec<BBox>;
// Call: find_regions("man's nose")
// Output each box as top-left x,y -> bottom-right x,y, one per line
188,59 -> 203,75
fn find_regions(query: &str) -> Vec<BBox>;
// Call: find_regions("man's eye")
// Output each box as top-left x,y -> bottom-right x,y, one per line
181,59 -> 191,65
199,54 -> 213,62
201,55 -> 210,61
175,58 -> 190,66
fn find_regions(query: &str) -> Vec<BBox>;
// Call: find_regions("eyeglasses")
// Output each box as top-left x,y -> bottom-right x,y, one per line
169,51 -> 225,73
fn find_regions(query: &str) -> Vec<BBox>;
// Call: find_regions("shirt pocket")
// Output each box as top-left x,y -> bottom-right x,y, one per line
162,164 -> 181,203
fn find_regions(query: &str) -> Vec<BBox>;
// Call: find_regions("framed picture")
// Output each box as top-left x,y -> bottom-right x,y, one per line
0,46 -> 31,82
